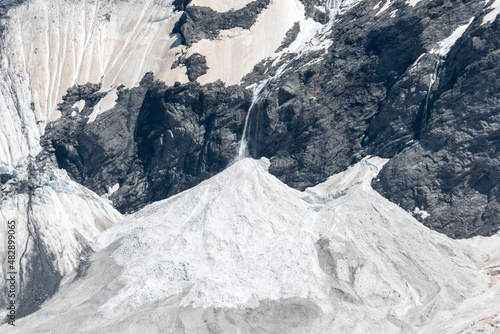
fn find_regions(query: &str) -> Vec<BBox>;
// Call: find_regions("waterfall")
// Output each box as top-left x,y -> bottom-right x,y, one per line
236,0 -> 346,160
237,81 -> 268,159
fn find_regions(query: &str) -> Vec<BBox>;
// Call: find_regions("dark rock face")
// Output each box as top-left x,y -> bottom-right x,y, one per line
41,74 -> 249,213
41,0 -> 500,238
172,53 -> 209,81
172,0 -> 271,46
131,80 -> 248,212
373,15 -> 500,238
172,0 -> 192,12
57,82 -> 107,118
275,22 -> 301,53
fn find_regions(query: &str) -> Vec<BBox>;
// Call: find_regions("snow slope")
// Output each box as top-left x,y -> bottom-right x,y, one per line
5,157 -> 498,333
0,166 -> 122,319
186,0 -> 305,85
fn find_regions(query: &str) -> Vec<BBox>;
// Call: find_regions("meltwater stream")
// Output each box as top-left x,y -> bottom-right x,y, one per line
236,0 -> 345,160
237,80 -> 269,160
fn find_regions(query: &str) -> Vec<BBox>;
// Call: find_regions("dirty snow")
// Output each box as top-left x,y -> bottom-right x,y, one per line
5,157 -> 499,333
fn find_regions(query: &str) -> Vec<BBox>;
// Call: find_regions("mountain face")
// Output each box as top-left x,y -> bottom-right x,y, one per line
32,0 -> 499,239
1,0 -> 500,331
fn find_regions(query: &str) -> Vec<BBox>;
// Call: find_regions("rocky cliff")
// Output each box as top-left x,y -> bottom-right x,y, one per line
39,0 -> 500,238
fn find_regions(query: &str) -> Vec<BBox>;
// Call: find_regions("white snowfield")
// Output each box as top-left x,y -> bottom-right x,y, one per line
5,157 -> 499,333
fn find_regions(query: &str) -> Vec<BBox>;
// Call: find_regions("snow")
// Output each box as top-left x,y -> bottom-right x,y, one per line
92,158 -> 323,312
419,235 -> 500,333
0,166 -> 122,321
108,183 -> 120,195
188,0 -> 304,85
190,0 -> 254,12
0,62 -> 43,173
71,100 -> 85,113
431,18 -> 474,56
414,207 -> 430,219
339,0 -> 364,13
376,0 -> 392,16
406,0 -> 422,7
7,156 -> 498,332
482,0 -> 500,25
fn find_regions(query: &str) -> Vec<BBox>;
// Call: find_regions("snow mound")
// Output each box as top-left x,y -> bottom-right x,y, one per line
89,157 -> 490,329
92,158 -> 324,313
5,157 -> 498,333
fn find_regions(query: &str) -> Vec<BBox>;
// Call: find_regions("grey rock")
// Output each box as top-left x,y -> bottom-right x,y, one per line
275,22 -> 301,53
41,74 -> 250,213
172,53 -> 209,81
172,0 -> 271,46
374,9 -> 500,238
172,0 -> 192,12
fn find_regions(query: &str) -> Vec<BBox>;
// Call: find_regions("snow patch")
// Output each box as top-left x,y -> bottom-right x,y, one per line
71,100 -> 85,112
482,0 -> 500,25
103,183 -> 120,199
431,18 -> 474,56
414,207 -> 430,219
376,0 -> 392,16
406,0 -> 422,7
